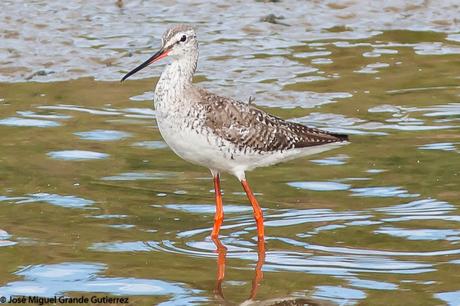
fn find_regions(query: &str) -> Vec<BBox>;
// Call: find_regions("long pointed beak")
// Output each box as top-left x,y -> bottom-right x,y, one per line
121,48 -> 170,82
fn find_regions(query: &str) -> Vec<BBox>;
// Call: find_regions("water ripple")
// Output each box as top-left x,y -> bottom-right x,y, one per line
129,91 -> 154,102
88,214 -> 128,219
375,198 -> 454,215
255,91 -> 352,109
74,130 -> 131,141
0,193 -> 94,209
312,285 -> 366,305
112,237 -> 442,277
435,291 -> 460,306
346,277 -> 398,291
292,111 -> 450,136
418,142 -> 459,152
101,171 -> 176,181
122,108 -> 155,118
265,209 -> 371,228
89,241 -> 156,252
17,111 -> 71,120
287,181 -> 351,191
47,150 -> 109,161
305,244 -> 460,257
132,140 -> 168,149
375,226 -> 460,241
0,229 -> 16,247
2,1 -> 459,83
0,262 -> 200,300
0,117 -> 60,127
165,204 -> 252,214
38,105 -> 122,116
351,186 -> 419,198
354,62 -> 390,74
414,42 -> 460,55
311,154 -> 349,166
363,48 -> 398,58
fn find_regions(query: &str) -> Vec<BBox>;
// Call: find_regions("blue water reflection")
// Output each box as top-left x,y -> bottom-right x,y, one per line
0,262 -> 202,302
74,130 -> 131,141
0,193 -> 94,208
47,150 -> 109,161
0,117 -> 60,127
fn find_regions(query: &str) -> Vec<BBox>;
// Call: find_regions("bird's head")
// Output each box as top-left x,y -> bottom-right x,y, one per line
121,24 -> 197,82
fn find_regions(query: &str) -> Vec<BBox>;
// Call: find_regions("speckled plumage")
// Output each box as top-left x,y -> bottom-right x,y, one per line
132,24 -> 349,180
198,88 -> 348,152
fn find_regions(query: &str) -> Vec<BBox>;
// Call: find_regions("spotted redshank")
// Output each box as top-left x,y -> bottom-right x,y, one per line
121,24 -> 349,241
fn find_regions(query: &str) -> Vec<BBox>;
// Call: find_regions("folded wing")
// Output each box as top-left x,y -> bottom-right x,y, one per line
200,89 -> 348,153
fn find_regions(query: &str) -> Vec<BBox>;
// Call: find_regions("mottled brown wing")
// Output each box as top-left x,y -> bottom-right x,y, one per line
200,90 -> 348,152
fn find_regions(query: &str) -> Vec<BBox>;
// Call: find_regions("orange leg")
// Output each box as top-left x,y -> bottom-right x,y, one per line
241,179 -> 265,239
211,173 -> 224,238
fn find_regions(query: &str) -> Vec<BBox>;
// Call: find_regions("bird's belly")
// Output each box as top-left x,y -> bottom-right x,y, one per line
156,117 -> 237,171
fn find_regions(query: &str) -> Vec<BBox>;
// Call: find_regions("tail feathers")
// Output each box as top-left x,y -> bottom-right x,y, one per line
329,132 -> 349,142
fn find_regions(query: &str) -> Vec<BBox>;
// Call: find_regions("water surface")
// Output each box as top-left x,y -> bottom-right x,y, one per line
1,1 -> 460,305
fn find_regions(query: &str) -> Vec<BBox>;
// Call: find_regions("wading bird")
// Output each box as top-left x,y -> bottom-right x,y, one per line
121,25 -> 348,242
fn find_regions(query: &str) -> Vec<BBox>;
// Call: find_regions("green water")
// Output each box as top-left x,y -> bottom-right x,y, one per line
1,1 -> 460,305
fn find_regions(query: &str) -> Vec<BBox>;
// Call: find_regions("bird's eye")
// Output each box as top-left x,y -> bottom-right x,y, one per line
180,35 -> 187,42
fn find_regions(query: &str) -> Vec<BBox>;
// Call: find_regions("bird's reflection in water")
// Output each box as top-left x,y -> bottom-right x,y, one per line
211,238 -> 332,306
212,237 -> 265,304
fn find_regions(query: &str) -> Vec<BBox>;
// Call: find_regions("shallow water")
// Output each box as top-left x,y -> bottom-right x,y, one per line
1,1 -> 460,305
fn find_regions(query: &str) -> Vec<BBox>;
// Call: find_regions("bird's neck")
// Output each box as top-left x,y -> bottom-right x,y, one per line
155,53 -> 198,101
